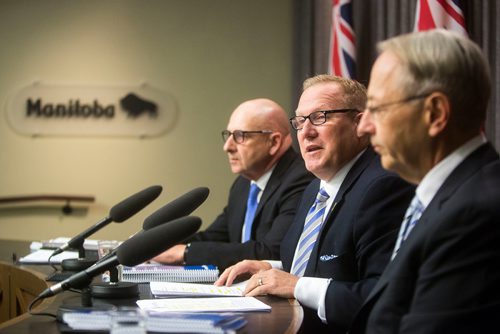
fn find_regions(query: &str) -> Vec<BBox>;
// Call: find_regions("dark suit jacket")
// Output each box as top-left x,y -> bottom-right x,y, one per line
185,147 -> 314,270
349,143 -> 500,334
281,148 -> 414,333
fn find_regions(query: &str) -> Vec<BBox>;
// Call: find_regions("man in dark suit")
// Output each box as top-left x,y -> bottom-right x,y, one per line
152,98 -> 314,269
215,75 -> 414,332
350,30 -> 500,333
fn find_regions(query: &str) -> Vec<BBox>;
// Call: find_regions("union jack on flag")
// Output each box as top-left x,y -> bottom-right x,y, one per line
414,0 -> 467,36
328,0 -> 356,78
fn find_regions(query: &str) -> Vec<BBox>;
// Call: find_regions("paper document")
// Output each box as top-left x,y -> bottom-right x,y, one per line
137,296 -> 271,313
34,237 -> 101,250
150,281 -> 247,297
62,310 -> 247,333
19,249 -> 78,264
121,264 -> 219,283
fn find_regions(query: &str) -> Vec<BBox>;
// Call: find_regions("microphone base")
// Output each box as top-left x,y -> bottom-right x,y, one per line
90,281 -> 140,299
61,258 -> 97,272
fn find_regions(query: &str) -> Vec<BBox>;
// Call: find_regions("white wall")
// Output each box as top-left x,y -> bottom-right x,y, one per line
0,0 -> 293,241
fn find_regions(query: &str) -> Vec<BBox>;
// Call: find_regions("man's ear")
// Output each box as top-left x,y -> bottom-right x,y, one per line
268,132 -> 282,155
426,92 -> 450,137
354,112 -> 364,137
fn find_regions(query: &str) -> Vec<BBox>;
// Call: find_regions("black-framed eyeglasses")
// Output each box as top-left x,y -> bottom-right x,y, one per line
221,130 -> 273,144
289,109 -> 358,130
365,93 -> 431,115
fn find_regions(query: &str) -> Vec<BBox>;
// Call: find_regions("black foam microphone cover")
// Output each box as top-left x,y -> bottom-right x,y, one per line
110,185 -> 163,222
117,215 -> 202,266
142,187 -> 209,230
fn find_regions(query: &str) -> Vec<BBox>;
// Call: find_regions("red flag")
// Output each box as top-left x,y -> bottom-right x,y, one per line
414,0 -> 467,36
328,0 -> 356,78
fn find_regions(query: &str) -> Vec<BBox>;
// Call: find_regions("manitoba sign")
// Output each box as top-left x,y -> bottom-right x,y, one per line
6,82 -> 177,137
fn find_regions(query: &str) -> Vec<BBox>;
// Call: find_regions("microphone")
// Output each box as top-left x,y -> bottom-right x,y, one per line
142,186 -> 209,230
38,215 -> 202,299
52,185 -> 162,257
94,186 -> 210,266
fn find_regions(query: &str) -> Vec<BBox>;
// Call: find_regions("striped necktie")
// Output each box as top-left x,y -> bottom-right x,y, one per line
241,183 -> 261,242
391,195 -> 424,260
291,187 -> 330,277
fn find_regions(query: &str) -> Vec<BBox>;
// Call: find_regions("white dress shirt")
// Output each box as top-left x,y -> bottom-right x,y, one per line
415,134 -> 486,209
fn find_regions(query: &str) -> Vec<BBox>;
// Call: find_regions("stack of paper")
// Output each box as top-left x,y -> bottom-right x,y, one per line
137,296 -> 271,313
19,249 -> 78,264
150,281 -> 246,297
121,264 -> 219,283
34,237 -> 101,250
62,310 -> 247,333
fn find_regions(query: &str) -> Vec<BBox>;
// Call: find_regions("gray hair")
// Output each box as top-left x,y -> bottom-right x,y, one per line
378,29 -> 491,131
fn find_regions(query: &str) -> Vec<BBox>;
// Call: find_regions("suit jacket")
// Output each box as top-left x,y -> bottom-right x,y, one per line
349,143 -> 500,334
185,147 -> 314,270
281,147 -> 415,333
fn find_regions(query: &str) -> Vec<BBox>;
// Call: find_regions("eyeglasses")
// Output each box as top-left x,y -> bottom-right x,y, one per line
365,93 -> 431,115
289,109 -> 358,130
221,130 -> 273,144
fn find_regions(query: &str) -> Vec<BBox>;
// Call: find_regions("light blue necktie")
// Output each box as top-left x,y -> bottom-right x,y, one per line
291,187 -> 330,277
391,195 -> 424,260
241,183 -> 261,242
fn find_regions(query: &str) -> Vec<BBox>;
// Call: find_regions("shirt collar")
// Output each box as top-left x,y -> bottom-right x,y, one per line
252,165 -> 275,192
320,149 -> 366,199
416,134 -> 487,207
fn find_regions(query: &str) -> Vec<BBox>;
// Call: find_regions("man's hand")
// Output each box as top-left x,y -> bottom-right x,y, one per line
214,260 -> 272,286
244,269 -> 299,298
151,244 -> 186,264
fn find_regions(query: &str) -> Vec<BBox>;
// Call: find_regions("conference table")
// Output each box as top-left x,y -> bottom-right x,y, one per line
0,239 -> 303,333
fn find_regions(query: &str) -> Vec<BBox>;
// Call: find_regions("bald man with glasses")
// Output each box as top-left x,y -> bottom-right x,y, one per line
152,98 -> 314,270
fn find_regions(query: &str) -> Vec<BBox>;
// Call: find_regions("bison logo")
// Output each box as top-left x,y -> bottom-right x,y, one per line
120,93 -> 158,118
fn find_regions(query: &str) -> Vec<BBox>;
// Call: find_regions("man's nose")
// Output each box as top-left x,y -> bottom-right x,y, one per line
223,136 -> 235,152
300,118 -> 318,138
357,111 -> 375,137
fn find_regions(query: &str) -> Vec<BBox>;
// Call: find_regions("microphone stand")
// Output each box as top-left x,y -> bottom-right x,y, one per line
90,266 -> 139,298
60,243 -> 97,273
56,267 -> 138,322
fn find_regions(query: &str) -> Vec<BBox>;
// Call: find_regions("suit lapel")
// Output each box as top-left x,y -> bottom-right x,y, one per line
232,180 -> 250,241
363,143 -> 499,303
249,148 -> 296,235
322,148 -> 375,229
305,148 -> 376,274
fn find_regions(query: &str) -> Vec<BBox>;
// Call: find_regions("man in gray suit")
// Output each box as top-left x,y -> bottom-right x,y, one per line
350,29 -> 500,333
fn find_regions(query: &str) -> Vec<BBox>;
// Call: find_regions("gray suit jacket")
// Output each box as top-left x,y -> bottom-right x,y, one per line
350,143 -> 500,334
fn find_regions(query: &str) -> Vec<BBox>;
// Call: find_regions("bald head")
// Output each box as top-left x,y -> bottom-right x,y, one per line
223,98 -> 292,180
231,98 -> 291,138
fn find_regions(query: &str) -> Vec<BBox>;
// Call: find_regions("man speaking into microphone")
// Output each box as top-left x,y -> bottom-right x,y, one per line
153,98 -> 314,270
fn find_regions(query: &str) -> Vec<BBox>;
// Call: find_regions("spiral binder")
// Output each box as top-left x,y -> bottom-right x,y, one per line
120,264 -> 219,283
